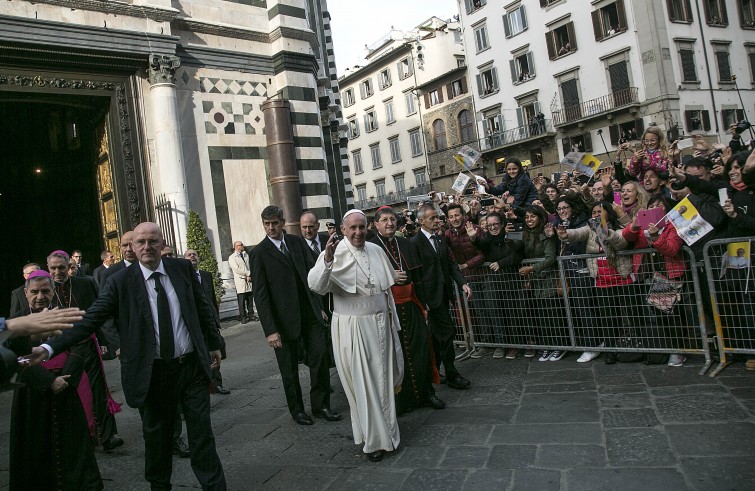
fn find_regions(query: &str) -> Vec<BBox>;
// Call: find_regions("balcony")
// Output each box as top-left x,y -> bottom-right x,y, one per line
552,87 -> 639,127
480,119 -> 555,152
355,184 -> 431,210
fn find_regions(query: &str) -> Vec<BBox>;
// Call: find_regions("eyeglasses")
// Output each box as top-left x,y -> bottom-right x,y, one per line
643,139 -> 659,143
556,206 -> 571,212
487,222 -> 501,227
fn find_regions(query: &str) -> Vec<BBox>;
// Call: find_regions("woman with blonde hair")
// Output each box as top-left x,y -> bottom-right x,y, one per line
619,181 -> 650,220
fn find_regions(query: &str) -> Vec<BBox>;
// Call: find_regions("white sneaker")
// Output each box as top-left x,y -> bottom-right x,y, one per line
471,347 -> 493,359
538,350 -> 551,362
577,351 -> 600,363
549,350 -> 567,361
492,347 -> 505,359
668,354 -> 686,367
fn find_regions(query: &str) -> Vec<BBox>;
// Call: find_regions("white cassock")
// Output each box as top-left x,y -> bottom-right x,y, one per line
308,239 -> 404,454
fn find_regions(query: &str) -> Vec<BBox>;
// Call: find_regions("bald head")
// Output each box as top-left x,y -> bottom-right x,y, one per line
120,230 -> 136,262
133,222 -> 165,270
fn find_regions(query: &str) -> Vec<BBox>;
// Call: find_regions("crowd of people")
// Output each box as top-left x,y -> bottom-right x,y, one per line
367,128 -> 755,367
3,126 -> 754,488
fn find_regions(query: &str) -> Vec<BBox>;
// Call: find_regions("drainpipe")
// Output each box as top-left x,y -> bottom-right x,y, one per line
693,0 -> 720,134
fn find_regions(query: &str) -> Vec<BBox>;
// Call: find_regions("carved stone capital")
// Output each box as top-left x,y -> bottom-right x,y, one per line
148,55 -> 181,85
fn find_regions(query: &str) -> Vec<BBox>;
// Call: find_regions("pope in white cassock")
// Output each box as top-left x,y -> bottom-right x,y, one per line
308,209 -> 404,462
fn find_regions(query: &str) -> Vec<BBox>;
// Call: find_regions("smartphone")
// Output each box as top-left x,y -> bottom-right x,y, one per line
551,173 -> 560,183
613,191 -> 622,205
480,197 -> 494,207
718,188 -> 729,206
334,234 -> 344,241
537,172 -> 543,177
677,138 -> 694,150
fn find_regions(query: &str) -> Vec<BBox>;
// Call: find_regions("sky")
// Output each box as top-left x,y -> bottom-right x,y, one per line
327,0 -> 459,76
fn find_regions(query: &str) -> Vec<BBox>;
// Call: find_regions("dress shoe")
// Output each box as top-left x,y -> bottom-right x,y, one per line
292,412 -> 314,425
446,375 -> 471,390
312,408 -> 342,421
423,395 -> 446,409
367,450 -> 385,462
215,385 -> 231,395
250,314 -> 259,321
241,316 -> 249,324
102,435 -> 124,451
172,437 -> 190,458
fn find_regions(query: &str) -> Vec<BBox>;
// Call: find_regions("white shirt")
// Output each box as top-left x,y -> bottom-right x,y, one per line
138,261 -> 194,358
421,228 -> 437,251
267,235 -> 286,252
307,237 -> 322,252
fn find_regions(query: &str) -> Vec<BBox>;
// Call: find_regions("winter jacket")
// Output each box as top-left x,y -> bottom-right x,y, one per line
512,231 -> 559,298
490,173 -> 539,207
628,149 -> 671,180
623,223 -> 686,279
445,220 -> 486,278
728,186 -> 755,238
564,225 -> 631,282
470,232 -> 523,270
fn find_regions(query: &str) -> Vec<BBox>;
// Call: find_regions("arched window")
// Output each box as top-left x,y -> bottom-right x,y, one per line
458,110 -> 474,143
433,119 -> 447,150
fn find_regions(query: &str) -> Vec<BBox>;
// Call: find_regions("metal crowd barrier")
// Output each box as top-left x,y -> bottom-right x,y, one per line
451,283 -> 474,360
451,247 -> 712,374
702,237 -> 755,376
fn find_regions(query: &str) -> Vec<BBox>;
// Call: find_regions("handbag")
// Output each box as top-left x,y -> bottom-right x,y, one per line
646,271 -> 683,314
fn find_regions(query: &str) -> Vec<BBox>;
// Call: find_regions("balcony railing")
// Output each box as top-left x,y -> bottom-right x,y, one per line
355,183 -> 431,210
552,87 -> 639,127
480,119 -> 554,152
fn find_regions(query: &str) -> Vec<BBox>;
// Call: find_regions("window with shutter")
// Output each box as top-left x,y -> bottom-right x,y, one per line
389,137 -> 401,163
592,1 -> 628,41
433,119 -> 447,150
702,110 -> 711,131
679,49 -> 698,82
459,110 -> 475,143
715,50 -> 732,82
352,150 -> 363,174
409,129 -> 423,156
667,0 -> 693,22
704,0 -> 729,26
739,0 -> 755,28
385,101 -> 395,124
749,52 -> 755,82
405,92 -> 416,115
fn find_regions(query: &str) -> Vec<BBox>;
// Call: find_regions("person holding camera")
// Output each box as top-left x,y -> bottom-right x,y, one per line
628,127 -> 673,181
467,212 -> 524,359
729,121 -> 752,154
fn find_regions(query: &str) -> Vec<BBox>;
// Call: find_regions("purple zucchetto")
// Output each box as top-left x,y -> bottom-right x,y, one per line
49,250 -> 70,261
27,270 -> 53,280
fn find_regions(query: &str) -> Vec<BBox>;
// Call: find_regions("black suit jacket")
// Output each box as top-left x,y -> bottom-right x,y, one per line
101,260 -> 131,286
197,269 -> 220,323
62,276 -> 99,311
92,264 -> 107,287
9,285 -> 26,317
47,257 -> 222,408
303,232 -> 329,261
77,263 -> 91,277
411,230 -> 467,310
251,235 -> 322,340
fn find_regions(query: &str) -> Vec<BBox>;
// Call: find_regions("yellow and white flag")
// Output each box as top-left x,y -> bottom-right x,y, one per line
454,145 -> 482,170
666,197 -> 713,246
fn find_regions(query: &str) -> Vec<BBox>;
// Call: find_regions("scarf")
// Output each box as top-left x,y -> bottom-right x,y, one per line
731,180 -> 748,192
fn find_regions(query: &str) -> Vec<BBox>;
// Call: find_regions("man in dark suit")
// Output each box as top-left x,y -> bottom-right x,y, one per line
184,248 -> 229,395
71,250 -> 91,276
9,263 -> 40,317
411,204 -> 472,390
92,251 -> 115,287
251,205 -> 340,425
300,210 -> 329,260
30,222 -> 226,490
102,231 -> 136,286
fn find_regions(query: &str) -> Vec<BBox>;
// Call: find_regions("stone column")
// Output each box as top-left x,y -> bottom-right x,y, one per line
262,98 -> 302,235
148,54 -> 189,251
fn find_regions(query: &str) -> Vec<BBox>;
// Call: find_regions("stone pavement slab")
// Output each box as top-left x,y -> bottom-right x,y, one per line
2,322 -> 754,490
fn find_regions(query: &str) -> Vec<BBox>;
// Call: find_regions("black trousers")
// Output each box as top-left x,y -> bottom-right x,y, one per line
139,353 -> 226,491
427,305 -> 459,380
236,292 -> 254,318
274,317 -> 330,415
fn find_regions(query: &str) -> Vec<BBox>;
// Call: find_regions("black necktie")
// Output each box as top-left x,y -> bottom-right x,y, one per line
280,241 -> 289,256
150,272 -> 174,360
431,235 -> 441,255
312,240 -> 320,255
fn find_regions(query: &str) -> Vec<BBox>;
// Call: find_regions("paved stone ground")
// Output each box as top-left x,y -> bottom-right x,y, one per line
2,320 -> 755,490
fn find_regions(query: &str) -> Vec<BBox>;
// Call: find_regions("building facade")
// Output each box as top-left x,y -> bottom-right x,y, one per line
0,0 -> 352,312
338,17 -> 468,212
459,0 -> 755,179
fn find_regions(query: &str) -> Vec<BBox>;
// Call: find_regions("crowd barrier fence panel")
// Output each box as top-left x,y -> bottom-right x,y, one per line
702,236 -> 755,377
451,247 -> 711,373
